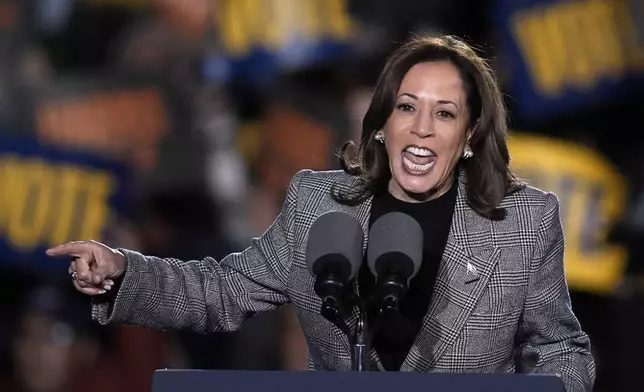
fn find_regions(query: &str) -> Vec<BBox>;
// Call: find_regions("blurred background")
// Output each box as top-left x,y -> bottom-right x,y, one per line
0,0 -> 642,391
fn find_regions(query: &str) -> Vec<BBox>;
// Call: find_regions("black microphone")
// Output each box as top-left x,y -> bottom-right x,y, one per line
306,211 -> 364,321
367,212 -> 423,313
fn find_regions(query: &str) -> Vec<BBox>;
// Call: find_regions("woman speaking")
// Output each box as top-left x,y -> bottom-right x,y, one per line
47,35 -> 594,392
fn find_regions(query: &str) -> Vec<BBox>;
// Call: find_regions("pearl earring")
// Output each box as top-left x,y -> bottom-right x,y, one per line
374,132 -> 385,143
463,149 -> 473,159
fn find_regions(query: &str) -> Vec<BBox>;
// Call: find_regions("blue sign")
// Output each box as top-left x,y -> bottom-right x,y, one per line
204,0 -> 354,86
0,135 -> 132,271
494,0 -> 644,120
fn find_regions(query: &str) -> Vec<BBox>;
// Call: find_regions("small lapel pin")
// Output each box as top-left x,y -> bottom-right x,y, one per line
465,261 -> 479,284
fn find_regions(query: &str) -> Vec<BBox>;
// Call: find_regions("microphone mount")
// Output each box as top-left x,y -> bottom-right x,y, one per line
316,270 -> 370,371
373,251 -> 415,315
376,270 -> 408,313
312,254 -> 353,335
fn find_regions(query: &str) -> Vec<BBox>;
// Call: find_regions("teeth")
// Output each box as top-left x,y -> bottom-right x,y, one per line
403,156 -> 435,172
405,146 -> 434,157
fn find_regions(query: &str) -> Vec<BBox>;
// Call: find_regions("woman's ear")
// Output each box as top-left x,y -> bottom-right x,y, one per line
464,130 -> 473,151
466,119 -> 480,146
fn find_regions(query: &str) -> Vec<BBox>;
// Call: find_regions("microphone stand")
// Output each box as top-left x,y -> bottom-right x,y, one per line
318,281 -> 372,371
351,301 -> 369,371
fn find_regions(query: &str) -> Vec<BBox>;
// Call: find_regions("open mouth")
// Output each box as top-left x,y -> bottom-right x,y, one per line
401,145 -> 436,174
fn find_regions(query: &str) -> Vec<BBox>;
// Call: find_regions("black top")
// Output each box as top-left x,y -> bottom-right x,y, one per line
358,180 -> 458,370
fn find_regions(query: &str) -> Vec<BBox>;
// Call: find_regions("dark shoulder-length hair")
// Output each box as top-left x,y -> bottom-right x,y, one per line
334,35 -> 524,220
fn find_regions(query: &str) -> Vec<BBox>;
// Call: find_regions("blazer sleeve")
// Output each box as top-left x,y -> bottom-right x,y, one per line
515,192 -> 596,392
90,169 -> 311,333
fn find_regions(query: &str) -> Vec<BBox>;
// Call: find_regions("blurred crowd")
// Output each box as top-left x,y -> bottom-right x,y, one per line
0,0 -> 643,391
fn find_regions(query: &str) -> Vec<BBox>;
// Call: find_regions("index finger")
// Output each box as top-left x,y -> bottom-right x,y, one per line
46,241 -> 92,257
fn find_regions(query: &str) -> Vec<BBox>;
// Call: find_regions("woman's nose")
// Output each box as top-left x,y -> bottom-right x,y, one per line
411,112 -> 434,137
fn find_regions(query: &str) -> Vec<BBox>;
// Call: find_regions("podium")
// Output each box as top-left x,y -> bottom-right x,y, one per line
151,369 -> 564,392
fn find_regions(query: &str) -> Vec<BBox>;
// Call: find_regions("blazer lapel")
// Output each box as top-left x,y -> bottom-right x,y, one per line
355,196 -> 373,253
400,174 -> 501,371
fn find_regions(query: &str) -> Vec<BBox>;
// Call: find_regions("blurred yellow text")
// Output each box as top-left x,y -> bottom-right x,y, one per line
0,156 -> 114,251
509,133 -> 628,294
511,0 -> 644,96
217,0 -> 352,56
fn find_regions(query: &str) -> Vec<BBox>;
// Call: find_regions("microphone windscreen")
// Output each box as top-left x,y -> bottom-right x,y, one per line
305,211 -> 364,279
367,212 -> 423,278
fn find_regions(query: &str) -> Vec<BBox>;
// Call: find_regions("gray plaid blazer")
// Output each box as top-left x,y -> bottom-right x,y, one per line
93,169 -> 595,392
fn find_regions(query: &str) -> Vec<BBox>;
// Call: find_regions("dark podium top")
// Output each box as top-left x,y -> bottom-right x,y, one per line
152,369 -> 564,392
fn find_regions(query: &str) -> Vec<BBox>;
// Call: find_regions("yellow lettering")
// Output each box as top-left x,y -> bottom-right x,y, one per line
326,0 -> 351,40
587,1 -> 625,79
512,7 -> 568,96
0,156 -> 117,252
0,156 -> 18,232
300,0 -> 322,41
508,133 -> 628,294
49,166 -> 84,245
78,170 -> 113,241
558,3 -> 597,90
218,0 -> 252,56
563,184 -> 586,253
217,0 -> 351,56
7,160 -> 55,250
263,0 -> 286,51
245,0 -> 265,52
511,0 -> 644,97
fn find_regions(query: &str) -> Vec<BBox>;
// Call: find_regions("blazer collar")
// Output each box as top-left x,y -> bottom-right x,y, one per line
349,170 -> 501,371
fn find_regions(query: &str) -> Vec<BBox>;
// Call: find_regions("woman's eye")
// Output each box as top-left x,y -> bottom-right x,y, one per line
437,110 -> 454,119
396,103 -> 415,112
